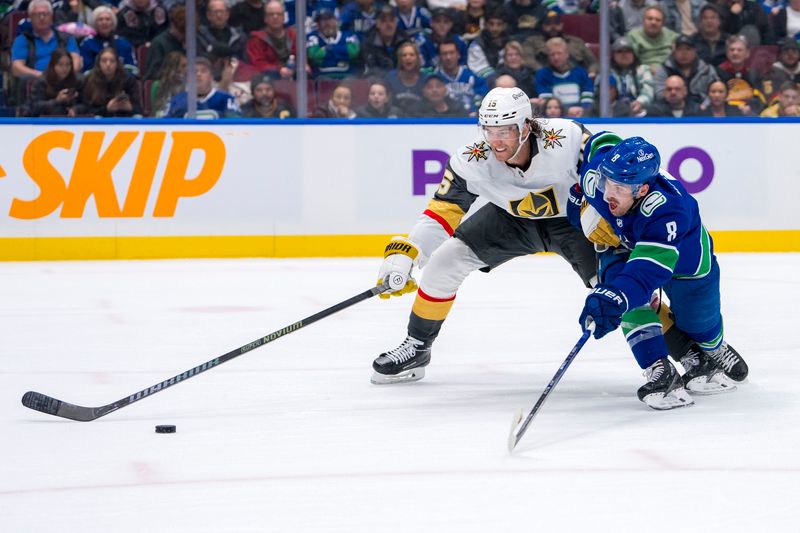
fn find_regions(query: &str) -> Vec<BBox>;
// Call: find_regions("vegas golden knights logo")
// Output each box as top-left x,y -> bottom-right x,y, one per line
508,186 -> 559,218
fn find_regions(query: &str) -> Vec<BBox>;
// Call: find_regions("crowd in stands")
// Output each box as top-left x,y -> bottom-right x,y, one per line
0,0 -> 798,118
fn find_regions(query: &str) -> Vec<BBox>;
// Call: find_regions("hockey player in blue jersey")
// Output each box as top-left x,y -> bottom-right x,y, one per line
572,134 -> 748,410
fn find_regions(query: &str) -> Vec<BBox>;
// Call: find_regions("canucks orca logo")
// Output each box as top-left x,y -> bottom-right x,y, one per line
583,169 -> 599,199
463,141 -> 489,162
509,186 -> 559,218
542,128 -> 566,149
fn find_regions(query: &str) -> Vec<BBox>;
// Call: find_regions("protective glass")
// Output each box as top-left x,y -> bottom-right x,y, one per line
481,125 -> 518,141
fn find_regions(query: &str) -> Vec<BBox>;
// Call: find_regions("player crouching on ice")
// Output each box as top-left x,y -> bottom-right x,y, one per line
371,87 -> 598,384
571,134 -> 748,410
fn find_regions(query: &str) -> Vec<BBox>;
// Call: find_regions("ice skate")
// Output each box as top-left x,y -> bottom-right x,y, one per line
679,346 -> 736,395
704,342 -> 748,382
371,336 -> 431,384
637,357 -> 694,410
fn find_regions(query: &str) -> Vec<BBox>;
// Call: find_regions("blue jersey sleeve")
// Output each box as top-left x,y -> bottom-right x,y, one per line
611,194 -> 691,309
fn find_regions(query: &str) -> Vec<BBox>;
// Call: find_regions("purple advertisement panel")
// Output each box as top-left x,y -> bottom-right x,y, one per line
412,146 -> 716,195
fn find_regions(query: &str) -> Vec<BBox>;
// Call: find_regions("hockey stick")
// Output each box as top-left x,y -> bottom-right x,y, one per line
22,283 -> 391,422
507,322 -> 595,452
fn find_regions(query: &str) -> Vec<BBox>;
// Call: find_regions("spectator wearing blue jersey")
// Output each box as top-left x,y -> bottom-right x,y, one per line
395,0 -> 431,36
166,56 -> 241,118
574,135 -> 748,410
340,0 -> 382,39
307,9 -> 361,79
534,37 -> 593,117
362,6 -> 408,77
434,38 -> 488,114
466,8 -> 511,80
385,40 -> 428,115
415,8 -> 468,68
80,6 -> 138,75
284,0 -> 338,30
11,0 -> 81,82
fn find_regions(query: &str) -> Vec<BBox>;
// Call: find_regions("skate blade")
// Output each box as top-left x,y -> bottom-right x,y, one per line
642,387 -> 694,410
685,373 -> 737,395
370,367 -> 426,385
507,409 -> 524,453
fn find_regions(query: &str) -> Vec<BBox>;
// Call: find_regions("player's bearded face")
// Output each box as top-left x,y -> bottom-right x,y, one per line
600,176 -> 640,216
482,125 -> 520,161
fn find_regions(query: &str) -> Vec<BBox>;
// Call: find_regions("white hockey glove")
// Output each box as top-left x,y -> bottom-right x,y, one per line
377,237 -> 419,300
580,204 -> 621,248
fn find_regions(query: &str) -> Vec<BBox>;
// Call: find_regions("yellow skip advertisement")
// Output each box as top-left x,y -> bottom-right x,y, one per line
0,121 -> 797,260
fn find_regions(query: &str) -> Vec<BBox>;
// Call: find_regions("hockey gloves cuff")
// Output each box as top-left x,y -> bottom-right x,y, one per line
581,204 -> 621,248
377,237 -> 419,299
567,185 -> 621,248
579,284 -> 629,339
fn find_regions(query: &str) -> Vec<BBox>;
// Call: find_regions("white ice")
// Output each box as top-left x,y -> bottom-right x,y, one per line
1,254 -> 798,532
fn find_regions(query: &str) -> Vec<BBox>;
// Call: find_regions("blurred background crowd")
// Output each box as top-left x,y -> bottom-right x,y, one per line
0,0 -> 797,118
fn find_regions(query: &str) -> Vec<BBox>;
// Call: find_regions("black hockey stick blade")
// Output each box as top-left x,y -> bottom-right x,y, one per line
508,323 -> 594,452
22,283 -> 391,422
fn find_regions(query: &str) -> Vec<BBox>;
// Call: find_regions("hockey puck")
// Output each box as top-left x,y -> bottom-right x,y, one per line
155,424 -> 176,434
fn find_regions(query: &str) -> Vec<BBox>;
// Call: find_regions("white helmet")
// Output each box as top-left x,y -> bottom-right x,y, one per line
478,87 -> 533,133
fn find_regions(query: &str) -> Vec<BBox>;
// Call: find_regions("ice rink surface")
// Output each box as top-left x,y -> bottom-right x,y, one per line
1,254 -> 798,532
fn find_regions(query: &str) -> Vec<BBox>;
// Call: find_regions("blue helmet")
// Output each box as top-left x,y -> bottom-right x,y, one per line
597,137 -> 661,190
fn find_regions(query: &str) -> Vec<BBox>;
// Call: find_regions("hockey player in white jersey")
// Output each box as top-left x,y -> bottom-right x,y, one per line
372,87 -> 599,384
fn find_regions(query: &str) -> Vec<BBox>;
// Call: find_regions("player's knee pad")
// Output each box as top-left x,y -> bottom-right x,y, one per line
419,237 -> 487,298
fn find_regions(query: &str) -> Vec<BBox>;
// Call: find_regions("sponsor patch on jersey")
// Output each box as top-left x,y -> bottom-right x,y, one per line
542,128 -> 566,149
640,192 -> 666,217
463,141 -> 489,162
